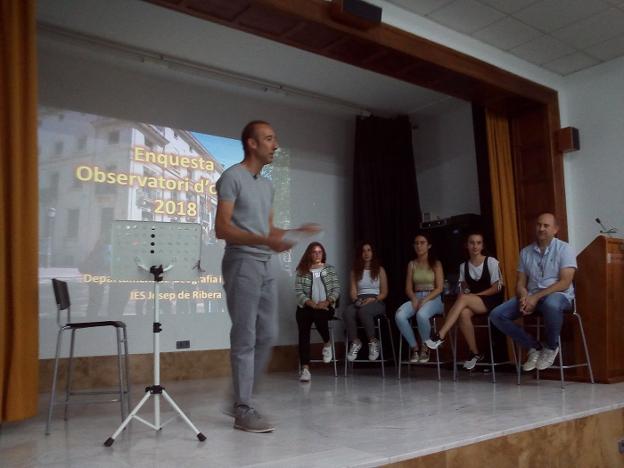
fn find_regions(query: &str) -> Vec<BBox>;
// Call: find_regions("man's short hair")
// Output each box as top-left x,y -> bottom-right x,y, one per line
241,120 -> 270,154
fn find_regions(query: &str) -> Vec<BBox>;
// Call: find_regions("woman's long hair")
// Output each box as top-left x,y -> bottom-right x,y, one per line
352,241 -> 381,281
413,232 -> 437,270
296,242 -> 327,274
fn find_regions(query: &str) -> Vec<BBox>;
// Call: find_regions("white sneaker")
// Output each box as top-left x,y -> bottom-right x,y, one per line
299,367 -> 311,382
536,347 -> 559,370
368,340 -> 380,361
418,348 -> 430,363
463,353 -> 484,370
409,349 -> 420,363
347,342 -> 362,362
425,335 -> 444,350
522,348 -> 542,372
322,344 -> 333,363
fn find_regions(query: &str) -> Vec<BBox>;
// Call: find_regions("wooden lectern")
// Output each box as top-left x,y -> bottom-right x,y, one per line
576,236 -> 624,383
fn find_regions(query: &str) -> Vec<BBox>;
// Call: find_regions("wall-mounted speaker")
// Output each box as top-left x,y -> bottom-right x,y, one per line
329,0 -> 382,30
556,127 -> 580,153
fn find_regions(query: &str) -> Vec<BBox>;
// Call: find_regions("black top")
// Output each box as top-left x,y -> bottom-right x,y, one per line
464,257 -> 492,294
464,257 -> 504,311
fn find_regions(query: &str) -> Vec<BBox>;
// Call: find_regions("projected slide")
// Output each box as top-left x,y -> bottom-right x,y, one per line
38,107 -> 291,340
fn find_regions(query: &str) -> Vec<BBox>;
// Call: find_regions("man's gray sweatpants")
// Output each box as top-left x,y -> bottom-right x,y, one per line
222,253 -> 277,408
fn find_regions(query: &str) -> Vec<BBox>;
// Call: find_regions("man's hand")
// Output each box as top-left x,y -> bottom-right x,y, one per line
266,231 -> 293,252
518,293 -> 528,309
297,223 -> 322,234
521,295 -> 538,315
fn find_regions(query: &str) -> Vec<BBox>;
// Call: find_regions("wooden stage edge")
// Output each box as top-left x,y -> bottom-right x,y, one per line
385,407 -> 624,468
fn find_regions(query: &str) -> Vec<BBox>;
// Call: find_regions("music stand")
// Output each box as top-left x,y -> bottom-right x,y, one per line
104,220 -> 206,446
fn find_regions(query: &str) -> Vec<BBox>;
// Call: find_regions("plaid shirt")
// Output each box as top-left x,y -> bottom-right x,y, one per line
295,265 -> 341,308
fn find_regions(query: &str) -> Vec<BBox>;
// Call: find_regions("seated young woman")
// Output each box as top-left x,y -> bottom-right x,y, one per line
395,233 -> 444,363
344,242 -> 388,362
425,232 -> 504,370
294,242 -> 341,382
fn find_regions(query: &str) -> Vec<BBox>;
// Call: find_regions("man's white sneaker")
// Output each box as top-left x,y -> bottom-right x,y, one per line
536,346 -> 559,370
299,367 -> 311,382
368,340 -> 380,361
347,342 -> 362,362
522,348 -> 541,372
322,344 -> 333,363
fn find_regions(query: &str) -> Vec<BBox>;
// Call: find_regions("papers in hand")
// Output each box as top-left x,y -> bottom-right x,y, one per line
282,226 -> 323,247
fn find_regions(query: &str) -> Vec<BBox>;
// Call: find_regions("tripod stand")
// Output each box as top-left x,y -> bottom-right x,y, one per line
105,220 -> 206,446
104,262 -> 205,446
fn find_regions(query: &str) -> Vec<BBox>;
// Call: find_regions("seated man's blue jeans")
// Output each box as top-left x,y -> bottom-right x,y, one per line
490,293 -> 572,351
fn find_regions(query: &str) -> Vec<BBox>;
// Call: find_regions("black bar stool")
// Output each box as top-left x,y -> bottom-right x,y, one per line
45,278 -> 131,434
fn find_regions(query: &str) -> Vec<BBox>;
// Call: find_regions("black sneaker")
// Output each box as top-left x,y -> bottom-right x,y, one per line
463,353 -> 484,370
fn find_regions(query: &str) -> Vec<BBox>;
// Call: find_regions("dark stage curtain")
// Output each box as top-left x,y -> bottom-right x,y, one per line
353,115 -> 421,313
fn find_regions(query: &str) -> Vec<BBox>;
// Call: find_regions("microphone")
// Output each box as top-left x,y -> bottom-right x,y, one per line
595,218 -> 617,235
253,174 -> 258,180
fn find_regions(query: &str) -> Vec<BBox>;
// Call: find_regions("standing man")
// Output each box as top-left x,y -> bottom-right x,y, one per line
490,213 -> 577,372
215,120 -> 318,433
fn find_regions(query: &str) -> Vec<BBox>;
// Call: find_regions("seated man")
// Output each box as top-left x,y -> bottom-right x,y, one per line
490,213 -> 576,372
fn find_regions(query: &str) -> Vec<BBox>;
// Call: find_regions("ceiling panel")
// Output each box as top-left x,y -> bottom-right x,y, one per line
428,0 -> 505,34
388,0 -> 624,75
472,16 -> 542,50
585,34 -> 624,61
551,8 -> 624,49
513,0 -> 610,32
510,35 -> 575,64
386,0 -> 455,16
542,52 -> 600,74
477,0 -> 541,14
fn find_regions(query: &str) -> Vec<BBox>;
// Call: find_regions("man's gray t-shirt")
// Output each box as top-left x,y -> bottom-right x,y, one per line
216,163 -> 274,259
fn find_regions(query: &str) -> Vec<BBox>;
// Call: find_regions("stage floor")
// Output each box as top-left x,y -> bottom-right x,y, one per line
2,367 -> 624,467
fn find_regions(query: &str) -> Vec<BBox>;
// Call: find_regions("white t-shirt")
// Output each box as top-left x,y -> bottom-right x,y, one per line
459,257 -> 502,285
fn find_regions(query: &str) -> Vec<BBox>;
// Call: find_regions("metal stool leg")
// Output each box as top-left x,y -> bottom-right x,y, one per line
115,327 -> 126,420
576,312 -> 594,383
46,327 -> 65,435
397,334 -> 403,379
448,324 -> 457,381
487,317 -> 496,383
330,325 -> 338,377
122,326 -> 131,414
453,324 -> 458,381
377,318 -> 385,378
557,334 -> 565,389
433,318 -> 441,381
64,328 -> 76,420
344,329 -> 349,377
386,316 -> 397,366
535,316 -> 541,381
512,342 -> 521,385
